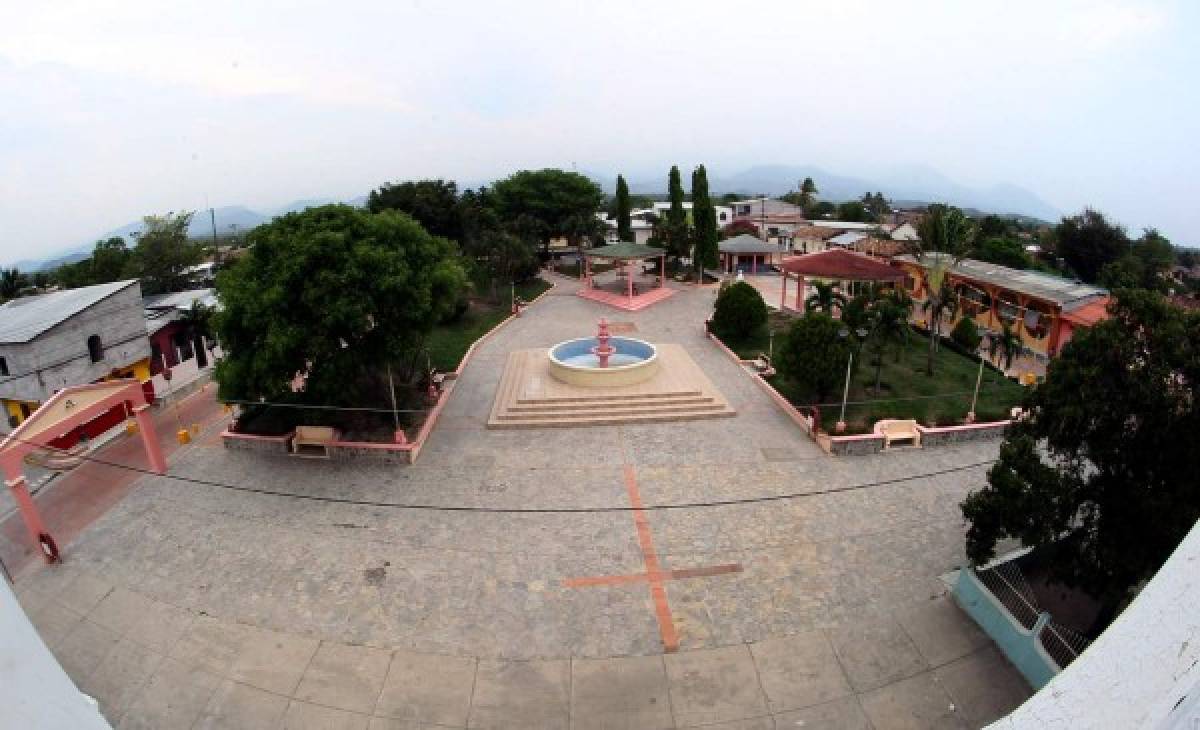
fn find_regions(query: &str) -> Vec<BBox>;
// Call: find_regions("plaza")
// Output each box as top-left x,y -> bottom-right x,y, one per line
8,277 -> 1031,729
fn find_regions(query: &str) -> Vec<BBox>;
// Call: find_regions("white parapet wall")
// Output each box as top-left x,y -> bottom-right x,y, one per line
987,518 -> 1200,729
0,579 -> 112,729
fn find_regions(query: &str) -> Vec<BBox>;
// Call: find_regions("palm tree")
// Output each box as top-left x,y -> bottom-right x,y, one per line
910,204 -> 976,376
805,281 -> 847,315
866,294 -> 914,393
988,321 -> 1024,372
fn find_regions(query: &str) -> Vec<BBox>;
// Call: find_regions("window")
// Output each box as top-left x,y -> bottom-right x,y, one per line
87,334 -> 104,363
0,356 -> 7,376
719,212 -> 728,222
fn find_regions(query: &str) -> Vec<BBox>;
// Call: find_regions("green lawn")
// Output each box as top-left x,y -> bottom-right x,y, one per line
424,278 -> 551,372
719,316 -> 1027,434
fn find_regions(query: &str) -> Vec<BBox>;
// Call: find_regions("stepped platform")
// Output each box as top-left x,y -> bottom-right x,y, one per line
488,344 -> 735,429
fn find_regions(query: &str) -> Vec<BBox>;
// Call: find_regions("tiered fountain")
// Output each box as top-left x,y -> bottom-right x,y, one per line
547,318 -> 660,387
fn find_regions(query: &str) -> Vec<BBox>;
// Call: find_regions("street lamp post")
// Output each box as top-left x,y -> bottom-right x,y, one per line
835,328 -> 869,433
967,327 -> 990,423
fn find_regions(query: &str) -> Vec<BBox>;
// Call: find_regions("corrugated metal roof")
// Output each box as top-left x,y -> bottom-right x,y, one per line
0,280 -> 139,344
142,288 -> 217,311
828,232 -> 868,246
894,254 -> 1108,308
717,234 -> 785,254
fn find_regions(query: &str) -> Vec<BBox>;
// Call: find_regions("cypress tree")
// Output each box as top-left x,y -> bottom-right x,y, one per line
615,175 -> 632,242
691,164 -> 718,280
665,166 -> 690,266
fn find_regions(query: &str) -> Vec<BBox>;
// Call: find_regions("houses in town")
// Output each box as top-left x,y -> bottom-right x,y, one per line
0,280 -> 220,436
893,253 -> 1111,364
0,280 -> 152,431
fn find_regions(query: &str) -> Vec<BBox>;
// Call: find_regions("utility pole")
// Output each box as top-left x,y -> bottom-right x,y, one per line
209,207 -> 220,266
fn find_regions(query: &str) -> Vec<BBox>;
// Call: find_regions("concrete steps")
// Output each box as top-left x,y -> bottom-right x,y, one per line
487,347 -> 736,429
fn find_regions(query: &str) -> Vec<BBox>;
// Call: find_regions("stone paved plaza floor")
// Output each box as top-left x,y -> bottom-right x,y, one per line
11,278 -> 1032,728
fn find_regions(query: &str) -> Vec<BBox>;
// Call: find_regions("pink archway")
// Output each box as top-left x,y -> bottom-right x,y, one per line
0,380 -> 166,563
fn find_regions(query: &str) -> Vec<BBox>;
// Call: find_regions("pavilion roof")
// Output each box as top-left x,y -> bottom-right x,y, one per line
717,234 -> 785,255
585,241 -> 664,260
780,249 -> 905,281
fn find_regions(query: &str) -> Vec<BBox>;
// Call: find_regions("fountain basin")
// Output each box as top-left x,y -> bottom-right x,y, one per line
548,336 -> 660,387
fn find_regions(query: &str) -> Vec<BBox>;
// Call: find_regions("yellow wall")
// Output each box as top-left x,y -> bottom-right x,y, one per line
103,357 -> 152,383
3,398 -> 40,427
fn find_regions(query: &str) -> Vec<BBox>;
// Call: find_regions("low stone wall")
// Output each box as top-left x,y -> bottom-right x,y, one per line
918,420 -> 1010,447
221,430 -> 293,453
328,441 -> 412,465
824,434 -> 885,456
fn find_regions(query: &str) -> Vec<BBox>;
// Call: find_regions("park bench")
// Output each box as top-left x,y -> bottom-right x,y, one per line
291,425 -> 339,459
879,419 -> 921,450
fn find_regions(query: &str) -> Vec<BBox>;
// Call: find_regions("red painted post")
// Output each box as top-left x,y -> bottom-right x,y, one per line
796,276 -> 806,312
627,260 -> 633,302
133,404 -> 167,474
780,272 -> 788,310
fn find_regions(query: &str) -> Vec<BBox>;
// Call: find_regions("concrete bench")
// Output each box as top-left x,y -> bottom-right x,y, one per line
291,425 -> 339,459
879,419 -> 921,449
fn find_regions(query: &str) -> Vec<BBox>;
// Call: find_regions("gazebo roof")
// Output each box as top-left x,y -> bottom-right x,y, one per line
717,234 -> 785,255
780,249 -> 905,281
585,241 -> 664,260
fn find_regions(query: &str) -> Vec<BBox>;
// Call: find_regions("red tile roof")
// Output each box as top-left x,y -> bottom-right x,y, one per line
1061,297 -> 1111,326
780,249 -> 905,281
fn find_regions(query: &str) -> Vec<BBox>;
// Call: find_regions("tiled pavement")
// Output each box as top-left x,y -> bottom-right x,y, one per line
11,279 -> 1031,727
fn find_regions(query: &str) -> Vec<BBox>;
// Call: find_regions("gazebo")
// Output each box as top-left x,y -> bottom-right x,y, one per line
779,249 -> 905,313
579,241 -> 675,311
717,234 -> 786,275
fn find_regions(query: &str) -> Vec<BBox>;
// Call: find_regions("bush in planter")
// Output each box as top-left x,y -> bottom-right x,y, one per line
711,281 -> 767,343
950,316 -> 982,352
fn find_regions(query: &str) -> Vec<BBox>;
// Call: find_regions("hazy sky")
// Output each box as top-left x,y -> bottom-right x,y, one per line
2,0 -> 1197,264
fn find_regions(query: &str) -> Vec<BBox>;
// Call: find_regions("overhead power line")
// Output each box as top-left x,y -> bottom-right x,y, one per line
5,431 -> 996,515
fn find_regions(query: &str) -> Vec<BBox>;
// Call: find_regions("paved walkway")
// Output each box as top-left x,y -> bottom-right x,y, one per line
11,279 -> 1031,728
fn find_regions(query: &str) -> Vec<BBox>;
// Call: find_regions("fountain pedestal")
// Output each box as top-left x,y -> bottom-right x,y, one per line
592,318 -> 615,368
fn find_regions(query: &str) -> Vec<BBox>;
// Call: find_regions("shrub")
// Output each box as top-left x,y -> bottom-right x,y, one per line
950,316 -> 982,352
711,281 -> 767,342
776,313 -> 853,402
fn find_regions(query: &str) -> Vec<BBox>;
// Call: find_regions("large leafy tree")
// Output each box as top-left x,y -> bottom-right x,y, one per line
1055,208 -> 1129,284
800,177 -> 818,209
710,281 -> 767,343
214,205 -> 467,405
962,291 -> 1199,632
1099,228 -> 1174,292
0,268 -> 27,300
911,203 -> 976,375
974,236 -> 1031,270
614,175 -> 633,242
366,179 -> 463,241
691,165 -> 719,279
136,212 -> 203,295
777,313 -> 854,402
490,169 -> 604,256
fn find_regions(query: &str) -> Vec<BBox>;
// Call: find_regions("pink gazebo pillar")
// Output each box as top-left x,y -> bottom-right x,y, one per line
133,404 -> 167,474
626,259 -> 634,303
660,255 -> 665,287
2,466 -> 51,561
752,255 -> 758,275
780,272 -> 788,310
796,275 -> 806,312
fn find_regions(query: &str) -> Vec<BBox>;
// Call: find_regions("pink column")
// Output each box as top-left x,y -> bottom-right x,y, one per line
660,256 -> 665,287
780,272 -> 788,310
752,255 -> 758,275
626,260 -> 633,302
796,276 -> 806,312
133,403 -> 167,474
2,456 -> 55,562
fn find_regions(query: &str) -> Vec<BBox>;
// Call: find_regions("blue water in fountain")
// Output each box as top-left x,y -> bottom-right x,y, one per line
552,337 -> 654,367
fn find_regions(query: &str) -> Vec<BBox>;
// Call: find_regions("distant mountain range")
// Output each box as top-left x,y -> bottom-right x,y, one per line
12,165 -> 1060,271
622,164 -> 1060,224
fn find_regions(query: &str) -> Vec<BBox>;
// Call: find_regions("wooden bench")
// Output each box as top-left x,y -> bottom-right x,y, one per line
879,419 -> 921,449
291,425 -> 339,459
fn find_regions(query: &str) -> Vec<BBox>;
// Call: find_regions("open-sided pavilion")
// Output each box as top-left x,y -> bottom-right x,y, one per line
579,241 -> 676,311
717,234 -> 786,275
779,248 -> 905,313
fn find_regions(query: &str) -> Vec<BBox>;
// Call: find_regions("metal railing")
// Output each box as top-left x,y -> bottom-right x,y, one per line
975,560 -> 1092,670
